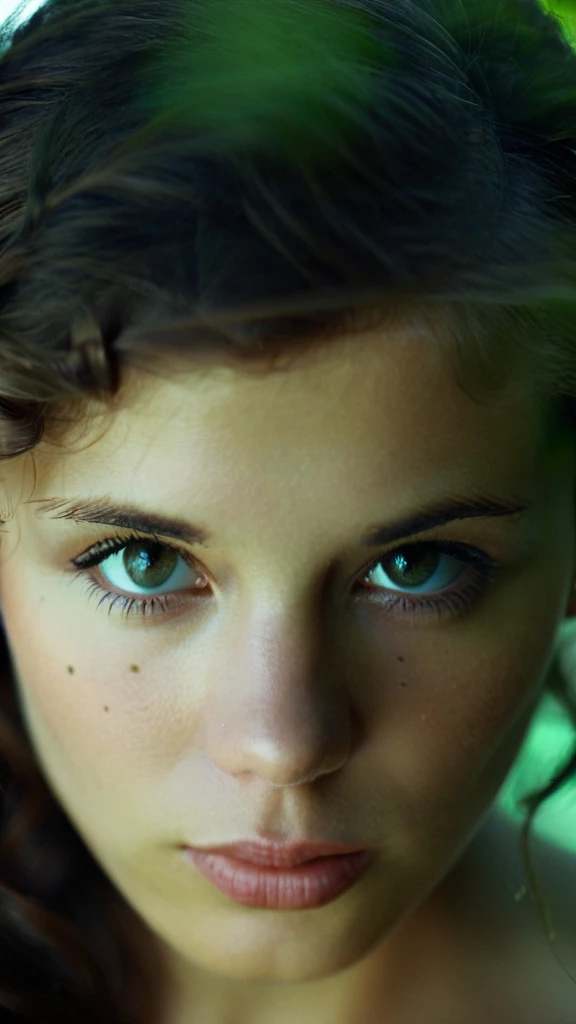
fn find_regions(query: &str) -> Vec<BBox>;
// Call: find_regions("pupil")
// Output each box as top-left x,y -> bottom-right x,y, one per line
386,547 -> 439,587
124,542 -> 178,589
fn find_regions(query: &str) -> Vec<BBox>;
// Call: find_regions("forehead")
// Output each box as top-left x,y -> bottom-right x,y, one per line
28,327 -> 557,507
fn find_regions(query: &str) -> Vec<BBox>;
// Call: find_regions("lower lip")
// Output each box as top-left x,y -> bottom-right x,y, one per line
183,848 -> 374,910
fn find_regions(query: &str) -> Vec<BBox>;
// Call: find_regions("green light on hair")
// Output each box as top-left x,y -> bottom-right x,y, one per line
539,0 -> 576,49
132,0 -> 397,167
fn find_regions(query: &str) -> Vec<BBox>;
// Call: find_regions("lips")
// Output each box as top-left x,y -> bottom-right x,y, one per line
183,846 -> 374,910
186,841 -> 366,869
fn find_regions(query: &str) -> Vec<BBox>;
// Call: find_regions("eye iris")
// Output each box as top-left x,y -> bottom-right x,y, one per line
385,547 -> 440,588
123,541 -> 178,589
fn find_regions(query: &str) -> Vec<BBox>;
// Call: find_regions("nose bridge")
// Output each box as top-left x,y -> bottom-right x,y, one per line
204,593 -> 353,787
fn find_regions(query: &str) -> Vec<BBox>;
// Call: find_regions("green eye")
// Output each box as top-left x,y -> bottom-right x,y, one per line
71,533 -> 504,626
115,540 -> 180,590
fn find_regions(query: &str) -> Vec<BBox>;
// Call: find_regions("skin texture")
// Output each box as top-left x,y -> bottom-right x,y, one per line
0,326 -> 576,1023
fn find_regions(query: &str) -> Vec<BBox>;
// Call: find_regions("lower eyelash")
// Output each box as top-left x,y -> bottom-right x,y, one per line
78,576 -> 183,619
364,574 -> 493,623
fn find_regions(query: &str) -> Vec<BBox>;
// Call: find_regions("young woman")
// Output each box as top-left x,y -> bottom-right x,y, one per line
0,0 -> 576,1021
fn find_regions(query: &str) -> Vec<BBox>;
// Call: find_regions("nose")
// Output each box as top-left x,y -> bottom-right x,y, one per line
204,614 -> 354,787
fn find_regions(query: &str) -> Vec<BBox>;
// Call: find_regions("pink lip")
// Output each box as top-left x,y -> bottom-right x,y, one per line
185,840 -> 367,868
182,846 -> 374,910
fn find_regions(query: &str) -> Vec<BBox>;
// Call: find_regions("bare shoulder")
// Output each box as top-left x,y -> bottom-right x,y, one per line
444,811 -> 576,1022
484,809 -> 576,934
529,827 -> 576,941
488,819 -> 576,1023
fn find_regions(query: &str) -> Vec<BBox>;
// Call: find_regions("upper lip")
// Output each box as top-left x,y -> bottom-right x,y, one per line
186,840 -> 366,868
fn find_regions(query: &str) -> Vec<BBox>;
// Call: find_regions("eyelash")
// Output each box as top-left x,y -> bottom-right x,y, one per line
69,530 -> 507,624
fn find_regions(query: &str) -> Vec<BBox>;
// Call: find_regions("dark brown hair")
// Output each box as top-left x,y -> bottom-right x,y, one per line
1,0 -> 576,1019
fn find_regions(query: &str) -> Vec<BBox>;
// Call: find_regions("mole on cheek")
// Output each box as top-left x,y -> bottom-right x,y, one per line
67,665 -> 75,674
130,664 -> 140,673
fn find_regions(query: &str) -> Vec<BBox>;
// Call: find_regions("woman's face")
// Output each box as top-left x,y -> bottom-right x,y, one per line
0,326 -> 575,1013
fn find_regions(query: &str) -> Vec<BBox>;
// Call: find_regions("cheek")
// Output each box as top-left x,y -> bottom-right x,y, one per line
0,571 -> 157,818
370,611 -> 556,857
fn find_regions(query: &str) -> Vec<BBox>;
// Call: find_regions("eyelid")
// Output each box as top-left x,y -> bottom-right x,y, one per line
70,529 -> 503,586
70,529 -> 201,572
365,538 -> 502,572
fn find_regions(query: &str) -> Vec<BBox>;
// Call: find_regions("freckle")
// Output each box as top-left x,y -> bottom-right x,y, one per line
67,666 -> 75,674
397,656 -> 405,662
130,664 -> 140,673
400,681 -> 407,687
104,706 -> 109,712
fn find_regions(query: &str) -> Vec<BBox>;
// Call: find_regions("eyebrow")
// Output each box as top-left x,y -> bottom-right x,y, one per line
30,491 -> 532,548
